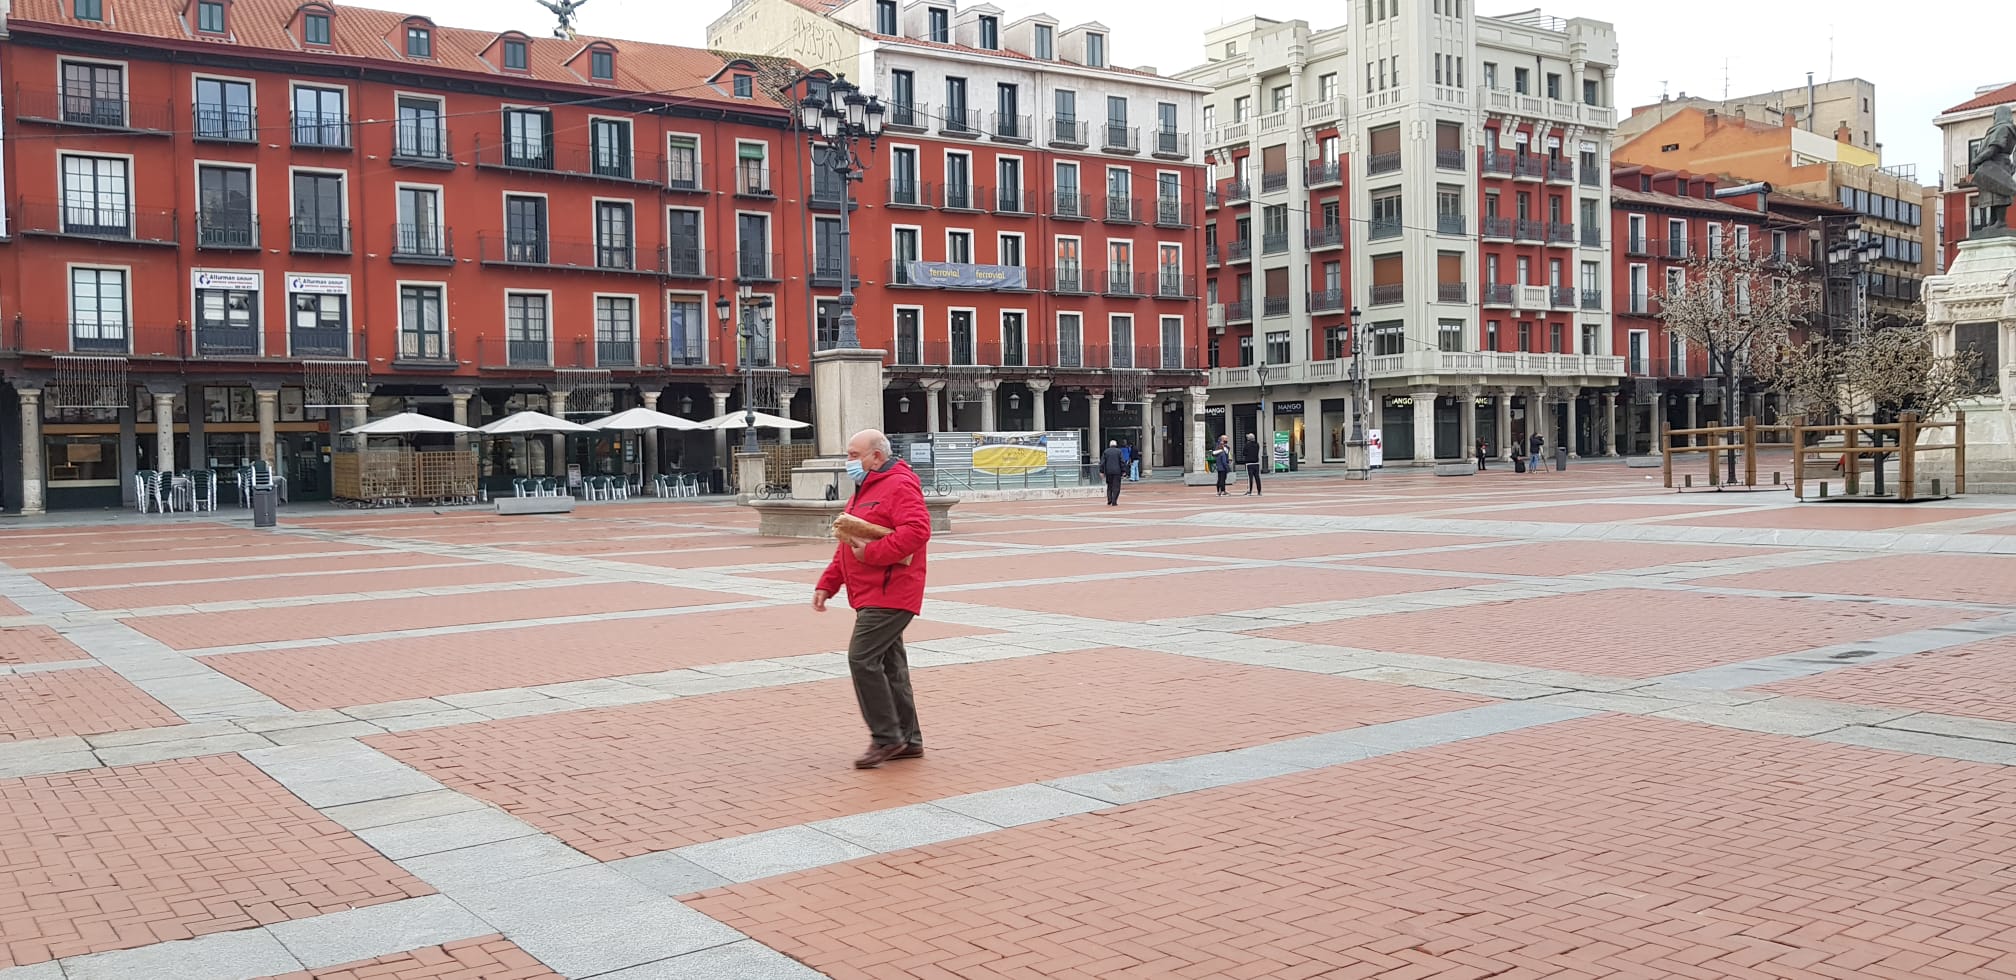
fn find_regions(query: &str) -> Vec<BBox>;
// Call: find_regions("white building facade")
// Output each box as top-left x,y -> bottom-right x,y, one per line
1181,5 -> 1625,466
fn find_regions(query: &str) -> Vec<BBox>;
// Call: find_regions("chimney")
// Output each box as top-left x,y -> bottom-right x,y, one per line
1834,121 -> 1851,144
1704,108 -> 1718,133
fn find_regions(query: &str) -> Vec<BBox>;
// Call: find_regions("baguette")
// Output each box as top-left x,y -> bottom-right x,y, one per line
833,513 -> 913,565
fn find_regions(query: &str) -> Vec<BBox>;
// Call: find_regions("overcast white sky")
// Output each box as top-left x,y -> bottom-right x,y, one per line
351,0 -> 2001,181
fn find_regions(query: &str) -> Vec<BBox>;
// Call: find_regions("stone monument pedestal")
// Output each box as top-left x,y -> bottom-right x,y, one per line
1343,440 -> 1371,481
1924,237 -> 2016,494
748,346 -> 959,536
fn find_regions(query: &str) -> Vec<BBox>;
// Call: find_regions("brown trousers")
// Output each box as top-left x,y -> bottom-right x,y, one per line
848,607 -> 920,747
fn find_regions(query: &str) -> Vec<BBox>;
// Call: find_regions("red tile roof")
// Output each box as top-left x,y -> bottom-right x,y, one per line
1945,81 -> 2016,115
7,0 -> 791,112
1609,185 -> 1766,219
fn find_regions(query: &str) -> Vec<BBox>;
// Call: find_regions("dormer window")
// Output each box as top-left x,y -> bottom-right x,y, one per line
978,15 -> 998,49
1033,23 -> 1053,59
733,74 -> 753,98
591,49 -> 614,80
406,26 -> 432,57
196,0 -> 227,34
874,0 -> 896,34
303,11 -> 330,44
74,0 -> 103,21
927,7 -> 949,43
1085,31 -> 1105,67
503,38 -> 528,71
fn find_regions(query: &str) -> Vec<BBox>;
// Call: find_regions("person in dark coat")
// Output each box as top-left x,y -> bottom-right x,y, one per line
1099,440 -> 1126,506
1212,435 -> 1233,496
1476,438 -> 1489,471
1239,433 -> 1264,496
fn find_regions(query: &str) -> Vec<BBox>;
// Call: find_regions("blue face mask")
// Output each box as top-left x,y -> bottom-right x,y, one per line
845,459 -> 868,483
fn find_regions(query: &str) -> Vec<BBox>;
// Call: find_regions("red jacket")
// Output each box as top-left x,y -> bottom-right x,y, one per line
816,458 -> 931,613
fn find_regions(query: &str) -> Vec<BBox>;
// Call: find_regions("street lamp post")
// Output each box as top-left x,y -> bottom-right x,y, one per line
799,75 -> 885,350
1827,221 -> 1886,343
1344,305 -> 1368,478
717,288 -> 773,456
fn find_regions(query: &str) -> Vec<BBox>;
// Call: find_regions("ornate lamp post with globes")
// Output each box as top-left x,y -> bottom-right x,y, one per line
798,75 -> 885,350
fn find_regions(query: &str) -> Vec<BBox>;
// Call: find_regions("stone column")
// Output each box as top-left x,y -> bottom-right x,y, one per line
450,389 -> 473,455
977,379 -> 1000,432
1683,392 -> 1699,446
1566,390 -> 1580,457
640,390 -> 661,479
548,389 -> 572,478
1088,391 -> 1104,458
1496,389 -> 1513,459
347,392 -> 370,435
1625,393 -> 1639,456
186,384 -> 206,470
1412,387 -> 1437,462
255,388 -> 279,465
1537,388 -> 1556,454
1188,386 -> 1209,473
922,381 -> 943,434
1603,392 -> 1620,455
711,389 -> 731,468
776,385 -> 799,445
1028,380 -> 1051,432
1458,387 -> 1479,461
18,389 -> 44,515
154,391 -> 177,472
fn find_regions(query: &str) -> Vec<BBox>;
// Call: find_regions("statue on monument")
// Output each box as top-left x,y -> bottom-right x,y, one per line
537,0 -> 587,40
1969,105 -> 2016,240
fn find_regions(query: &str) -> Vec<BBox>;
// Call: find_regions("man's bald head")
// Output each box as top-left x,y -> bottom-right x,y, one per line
846,429 -> 892,469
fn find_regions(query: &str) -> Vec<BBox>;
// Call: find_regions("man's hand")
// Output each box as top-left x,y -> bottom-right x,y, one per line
849,540 -> 867,561
812,589 -> 830,613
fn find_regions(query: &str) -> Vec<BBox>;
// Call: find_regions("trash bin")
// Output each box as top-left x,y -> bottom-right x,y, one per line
1513,454 -> 1527,474
709,468 -> 725,495
1555,447 -> 1569,471
251,486 -> 277,528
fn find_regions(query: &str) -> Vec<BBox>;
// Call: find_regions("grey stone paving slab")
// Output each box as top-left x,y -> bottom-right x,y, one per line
58,926 -> 301,980
95,732 -> 275,767
0,750 -> 101,781
1231,729 -> 1393,770
810,803 -> 1000,854
452,864 -> 746,979
437,688 -> 552,709
277,765 -> 448,809
234,709 -> 352,733
676,826 -> 874,883
0,961 -> 63,980
267,895 -> 490,969
263,721 -> 387,746
929,783 -> 1111,828
599,940 -> 827,980
610,851 -> 735,897
1654,699 -> 1915,737
1433,677 -> 1573,700
1819,726 -> 2016,765
1544,691 -> 1698,715
372,708 -> 494,732
1876,712 -> 2016,744
398,833 -> 597,891
353,807 -> 541,861
472,699 -> 577,721
322,789 -> 488,830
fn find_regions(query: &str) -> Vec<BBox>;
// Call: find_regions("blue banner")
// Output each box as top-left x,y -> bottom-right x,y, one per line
907,261 -> 1028,290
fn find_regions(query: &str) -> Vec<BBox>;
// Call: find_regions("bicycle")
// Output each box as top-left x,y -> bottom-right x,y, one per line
755,481 -> 792,499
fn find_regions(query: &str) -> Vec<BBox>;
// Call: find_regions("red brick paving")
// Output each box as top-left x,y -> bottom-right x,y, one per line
62,565 -> 576,611
756,551 -> 1205,588
692,714 -> 2016,980
203,606 -> 987,709
0,541 -> 379,571
1261,588 -> 1972,677
256,935 -> 560,980
0,626 -> 90,666
966,564 -> 1489,623
1370,540 -> 1781,577
1448,503 -> 1736,524
0,668 -> 182,742
371,649 -> 1489,860
31,552 -> 471,591
957,523 -> 1241,546
618,540 -> 844,568
0,755 -> 431,968
1694,553 -> 2016,606
1656,505 -> 1986,531
0,598 -> 23,617
1761,635 -> 2016,724
127,581 -> 739,650
1127,531 -> 1500,562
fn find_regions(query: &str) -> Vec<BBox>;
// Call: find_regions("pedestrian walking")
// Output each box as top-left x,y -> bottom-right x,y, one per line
1128,444 -> 1142,482
1212,435 -> 1233,496
1475,438 -> 1489,472
813,428 -> 932,770
1240,433 -> 1264,496
1100,439 -> 1127,506
1119,443 -> 1134,483
1528,432 -> 1546,474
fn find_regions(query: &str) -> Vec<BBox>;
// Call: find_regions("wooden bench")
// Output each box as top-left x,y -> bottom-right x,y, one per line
496,496 -> 576,515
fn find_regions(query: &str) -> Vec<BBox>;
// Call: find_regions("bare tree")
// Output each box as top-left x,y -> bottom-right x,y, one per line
1655,221 -> 1821,481
1760,326 -> 1981,495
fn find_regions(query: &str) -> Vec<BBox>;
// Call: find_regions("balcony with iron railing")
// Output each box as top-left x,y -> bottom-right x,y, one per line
1261,230 -> 1289,255
991,112 -> 1032,143
665,157 -> 704,193
1101,194 -> 1139,224
1580,166 -> 1601,188
192,104 -> 256,143
14,86 -> 174,132
1551,286 -> 1578,308
994,186 -> 1030,215
1438,213 -> 1467,235
1438,282 -> 1468,303
1514,218 -> 1545,243
1437,148 -> 1465,171
1153,272 -> 1194,299
1308,288 -> 1345,312
664,246 -> 708,279
1514,156 -> 1546,180
290,324 -> 350,358
1051,189 -> 1089,220
1482,216 -> 1514,240
194,322 -> 261,357
290,219 -> 351,255
1101,124 -> 1139,153
1483,151 -> 1515,176
1049,117 -> 1089,148
594,337 -> 638,368
1150,130 -> 1188,159
1306,160 -> 1342,187
1154,199 -> 1192,228
736,251 -> 782,282
1624,291 -> 1651,315
1223,300 -> 1253,322
1581,288 -> 1604,310
290,112 -> 352,150
391,122 -> 455,168
1261,170 -> 1288,193
938,106 -> 983,138
1369,218 -> 1402,241
394,330 -> 455,367
476,236 -> 675,276
16,201 -> 181,246
887,178 -> 930,208
1626,235 -> 1649,256
1546,221 -> 1574,244
1224,238 -> 1252,263
472,137 -> 661,185
1367,151 -> 1401,175
885,102 -> 928,132
939,182 -> 986,211
1369,283 -> 1404,306
390,223 -> 454,264
809,179 -> 851,211
1047,265 -> 1089,294
196,214 -> 258,250
1659,239 -> 1689,259
1547,159 -> 1575,183
1581,225 -> 1602,247
1204,244 -> 1221,266
735,163 -> 774,197
1098,268 -> 1139,297
1482,283 -> 1515,306
1307,224 -> 1344,250
1263,296 -> 1290,318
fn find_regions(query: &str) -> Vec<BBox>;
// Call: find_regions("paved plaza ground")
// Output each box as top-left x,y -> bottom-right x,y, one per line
3,461 -> 2016,979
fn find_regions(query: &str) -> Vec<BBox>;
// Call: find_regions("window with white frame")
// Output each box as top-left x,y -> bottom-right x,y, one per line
1057,312 -> 1083,367
399,285 -> 446,358
1437,319 -> 1464,352
595,296 -> 636,365
61,154 -> 130,235
505,293 -> 549,362
69,267 -> 128,351
1160,315 -> 1183,369
1109,314 -> 1134,367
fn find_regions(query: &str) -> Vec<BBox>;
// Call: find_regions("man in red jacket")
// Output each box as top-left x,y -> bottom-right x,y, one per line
813,429 -> 933,769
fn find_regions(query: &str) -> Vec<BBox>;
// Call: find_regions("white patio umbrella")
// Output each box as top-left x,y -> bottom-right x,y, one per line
585,407 -> 708,432
344,412 -> 475,436
478,410 -> 595,435
696,410 -> 809,431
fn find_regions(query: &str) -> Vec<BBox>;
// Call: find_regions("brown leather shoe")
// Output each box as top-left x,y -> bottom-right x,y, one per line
853,743 -> 905,769
890,743 -> 924,760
